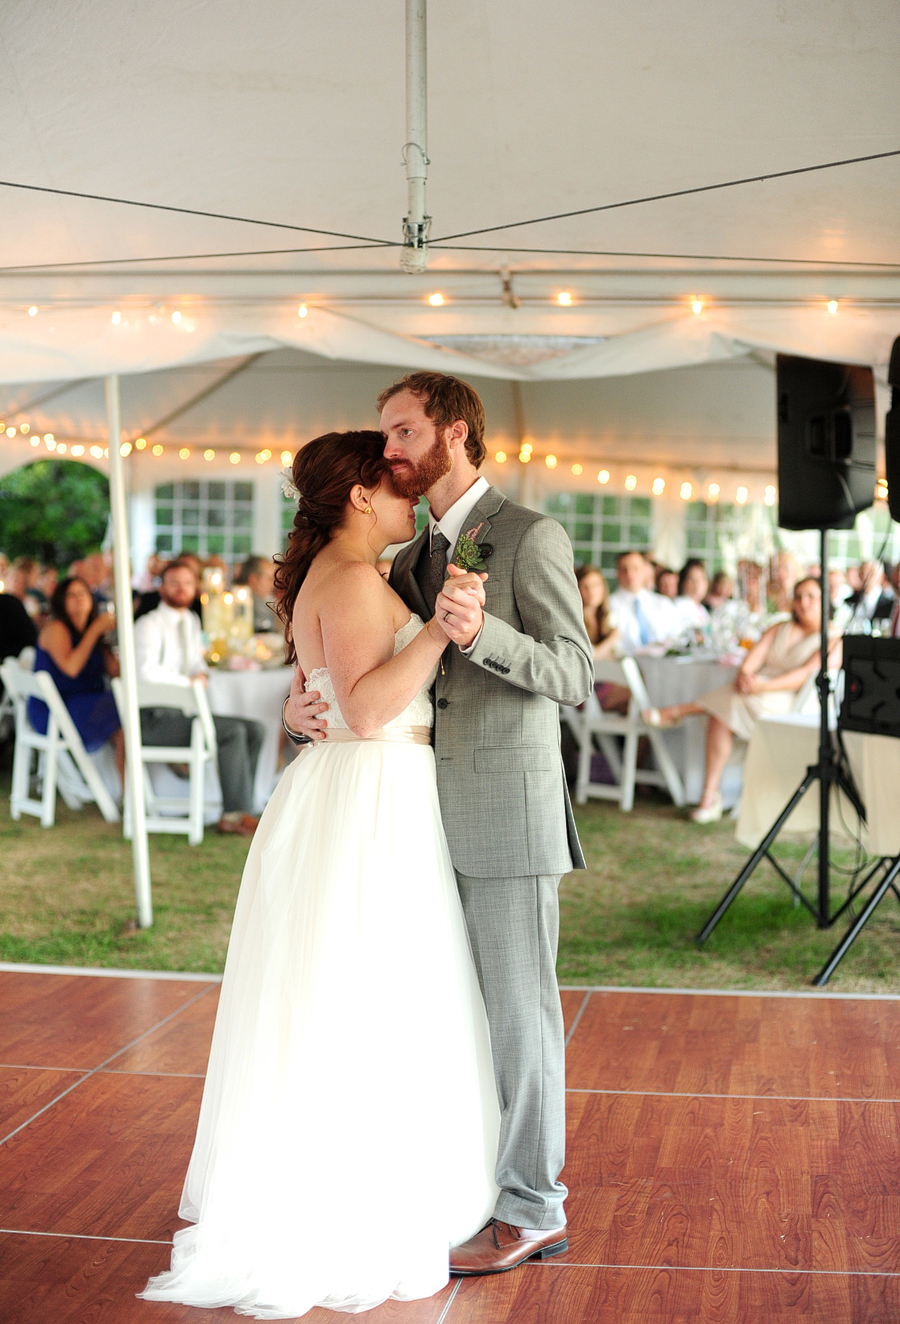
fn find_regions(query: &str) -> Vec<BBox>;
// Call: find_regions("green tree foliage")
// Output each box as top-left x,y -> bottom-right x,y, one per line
0,460 -> 109,565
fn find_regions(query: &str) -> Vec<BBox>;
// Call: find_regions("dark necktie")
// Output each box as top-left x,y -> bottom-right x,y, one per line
424,531 -> 450,613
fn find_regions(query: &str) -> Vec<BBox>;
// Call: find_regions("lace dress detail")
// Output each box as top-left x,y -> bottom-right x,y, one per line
305,613 -> 435,731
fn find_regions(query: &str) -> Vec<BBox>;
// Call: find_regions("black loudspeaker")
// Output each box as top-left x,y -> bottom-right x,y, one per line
777,354 -> 876,530
839,636 -> 900,739
886,335 -> 900,523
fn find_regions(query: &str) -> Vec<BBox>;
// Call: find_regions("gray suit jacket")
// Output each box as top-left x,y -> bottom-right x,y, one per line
390,485 -> 594,878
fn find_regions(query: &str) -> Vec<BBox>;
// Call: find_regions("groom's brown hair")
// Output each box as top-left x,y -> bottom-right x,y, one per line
377,371 -> 486,468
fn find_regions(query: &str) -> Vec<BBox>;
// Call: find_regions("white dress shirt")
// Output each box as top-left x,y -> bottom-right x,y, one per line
428,475 -> 490,559
133,602 -> 206,686
673,595 -> 710,631
608,588 -> 679,655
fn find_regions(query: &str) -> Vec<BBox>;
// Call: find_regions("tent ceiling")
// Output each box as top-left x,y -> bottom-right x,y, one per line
0,1 -> 898,384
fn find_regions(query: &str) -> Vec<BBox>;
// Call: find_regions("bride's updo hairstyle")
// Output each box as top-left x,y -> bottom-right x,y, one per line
274,429 -> 390,663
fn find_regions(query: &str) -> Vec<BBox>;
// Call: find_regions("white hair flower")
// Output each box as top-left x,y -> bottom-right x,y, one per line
280,468 -> 301,503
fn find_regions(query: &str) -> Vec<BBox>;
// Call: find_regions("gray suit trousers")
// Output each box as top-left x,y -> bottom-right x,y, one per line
139,708 -> 264,815
455,871 -> 567,1229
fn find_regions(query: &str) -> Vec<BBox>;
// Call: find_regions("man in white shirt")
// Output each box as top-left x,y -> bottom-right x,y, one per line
849,560 -> 895,625
609,550 -> 679,655
133,560 -> 265,836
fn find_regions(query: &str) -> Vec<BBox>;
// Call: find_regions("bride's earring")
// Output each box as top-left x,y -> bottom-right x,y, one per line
363,505 -> 372,514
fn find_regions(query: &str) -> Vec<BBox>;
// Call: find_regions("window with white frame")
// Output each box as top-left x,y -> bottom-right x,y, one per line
544,492 -> 653,576
154,480 -> 255,560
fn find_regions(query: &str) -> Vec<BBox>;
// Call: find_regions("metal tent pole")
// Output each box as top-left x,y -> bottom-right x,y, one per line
105,374 -> 153,928
401,0 -> 430,272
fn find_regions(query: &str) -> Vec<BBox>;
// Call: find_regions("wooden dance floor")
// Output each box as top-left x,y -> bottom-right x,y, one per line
1,969 -> 899,1323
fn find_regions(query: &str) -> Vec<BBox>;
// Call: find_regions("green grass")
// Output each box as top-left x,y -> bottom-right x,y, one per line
1,751 -> 898,992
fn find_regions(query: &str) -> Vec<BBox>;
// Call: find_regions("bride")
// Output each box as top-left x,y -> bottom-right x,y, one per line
141,430 -> 500,1318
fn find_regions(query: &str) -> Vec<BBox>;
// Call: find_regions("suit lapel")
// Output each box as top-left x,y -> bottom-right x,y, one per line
390,527 -> 430,619
448,485 -> 506,565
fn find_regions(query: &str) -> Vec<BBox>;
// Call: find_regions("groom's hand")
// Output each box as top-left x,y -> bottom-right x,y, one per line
285,667 -> 329,740
436,564 -> 487,649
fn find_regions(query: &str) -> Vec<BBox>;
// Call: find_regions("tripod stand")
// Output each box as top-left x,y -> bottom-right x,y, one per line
696,528 -> 870,981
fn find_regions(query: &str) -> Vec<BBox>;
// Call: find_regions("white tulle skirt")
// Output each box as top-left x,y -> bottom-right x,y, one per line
141,738 -> 500,1318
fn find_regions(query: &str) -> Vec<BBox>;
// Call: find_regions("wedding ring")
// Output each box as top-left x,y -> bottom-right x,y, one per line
443,610 -> 451,621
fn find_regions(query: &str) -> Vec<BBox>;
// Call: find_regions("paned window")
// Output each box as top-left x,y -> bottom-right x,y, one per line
154,480 -> 255,561
544,492 -> 652,576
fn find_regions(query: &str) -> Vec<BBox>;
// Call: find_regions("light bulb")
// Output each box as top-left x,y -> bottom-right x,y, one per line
204,449 -> 215,461
5,427 -> 15,438
111,311 -> 122,325
171,310 -> 182,324
625,475 -> 637,490
571,463 -> 583,475
120,442 -> 132,456
708,483 -> 720,501
557,291 -> 573,306
736,486 -> 748,504
652,478 -> 665,495
521,441 -> 533,454
70,444 -> 84,456
152,444 -> 164,456
178,447 -> 190,459
827,300 -> 838,315
281,450 -> 292,465
680,482 -> 692,500
495,451 -> 507,463
230,452 -> 241,464
428,292 -> 445,307
545,455 -> 557,469
56,443 -> 67,454
90,445 -> 103,458
135,437 -> 147,450
29,436 -> 40,448
28,306 -> 37,317
597,470 -> 610,484
519,451 -> 531,464
45,437 -> 55,450
297,304 -> 308,318
20,423 -> 30,434
691,299 -> 703,315
43,433 -> 53,443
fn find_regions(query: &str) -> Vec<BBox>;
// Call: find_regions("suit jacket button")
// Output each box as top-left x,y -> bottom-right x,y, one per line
437,698 -> 449,709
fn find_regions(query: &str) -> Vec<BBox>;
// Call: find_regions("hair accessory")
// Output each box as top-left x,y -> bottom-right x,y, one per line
279,468 -> 301,503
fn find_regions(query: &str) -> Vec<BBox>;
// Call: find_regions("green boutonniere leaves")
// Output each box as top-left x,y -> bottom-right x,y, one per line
453,523 -> 491,572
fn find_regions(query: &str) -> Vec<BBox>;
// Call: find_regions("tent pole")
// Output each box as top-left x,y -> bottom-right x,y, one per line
401,0 -> 429,272
105,374 -> 153,928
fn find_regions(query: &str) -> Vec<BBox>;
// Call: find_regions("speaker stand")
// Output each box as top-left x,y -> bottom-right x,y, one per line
696,529 -> 869,980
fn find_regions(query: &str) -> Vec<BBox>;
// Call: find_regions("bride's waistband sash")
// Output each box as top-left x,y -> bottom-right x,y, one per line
320,725 -> 432,747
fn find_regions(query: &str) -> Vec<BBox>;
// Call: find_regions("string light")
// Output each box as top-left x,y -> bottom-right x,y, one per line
691,299 -> 703,315
255,448 -> 272,464
152,444 -> 163,456
56,443 -> 67,455
571,463 -> 583,475
28,306 -> 37,317
204,449 -> 215,461
43,433 -> 53,443
428,292 -> 445,306
111,310 -> 122,325
519,451 -> 531,464
624,475 -> 637,490
597,470 -> 610,484
120,442 -> 132,456
135,437 -> 147,450
827,300 -> 838,315
707,482 -> 720,501
5,427 -> 15,438
297,304 -> 308,318
557,291 -> 573,306
70,444 -> 84,456
171,310 -> 182,324
178,447 -> 191,459
521,441 -> 533,454
90,445 -> 103,458
652,478 -> 665,495
230,452 -> 241,464
19,423 -> 29,434
876,477 -> 889,499
680,482 -> 692,500
764,485 -> 777,506
545,455 -> 557,469
736,486 -> 748,504
280,450 -> 292,465
494,451 -> 507,463
45,438 -> 56,451
29,436 -> 40,448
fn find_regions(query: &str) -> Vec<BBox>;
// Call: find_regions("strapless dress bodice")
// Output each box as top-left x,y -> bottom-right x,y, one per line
304,613 -> 436,731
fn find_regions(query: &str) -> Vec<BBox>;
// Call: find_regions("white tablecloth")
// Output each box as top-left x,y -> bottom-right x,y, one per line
736,712 -> 900,856
638,654 -> 741,805
207,667 -> 293,813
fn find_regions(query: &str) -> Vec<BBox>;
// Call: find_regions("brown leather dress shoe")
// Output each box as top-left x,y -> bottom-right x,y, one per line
216,816 -> 258,837
450,1220 -> 568,1276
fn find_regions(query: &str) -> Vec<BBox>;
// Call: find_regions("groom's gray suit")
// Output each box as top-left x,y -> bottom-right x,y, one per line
390,483 -> 593,1229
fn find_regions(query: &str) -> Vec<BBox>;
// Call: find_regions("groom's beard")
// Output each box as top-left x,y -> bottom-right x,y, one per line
389,430 -> 452,498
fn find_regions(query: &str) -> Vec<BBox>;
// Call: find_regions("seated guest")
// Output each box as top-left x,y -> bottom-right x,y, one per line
674,559 -> 710,630
135,551 -> 204,620
133,559 -> 265,837
236,555 -> 277,633
704,570 -> 733,611
27,576 -> 123,781
575,564 -> 628,712
609,550 -> 679,655
848,559 -> 895,624
655,566 -> 679,599
646,578 -> 837,822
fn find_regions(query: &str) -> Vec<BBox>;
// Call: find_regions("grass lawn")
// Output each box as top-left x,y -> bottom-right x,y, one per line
0,750 -> 897,992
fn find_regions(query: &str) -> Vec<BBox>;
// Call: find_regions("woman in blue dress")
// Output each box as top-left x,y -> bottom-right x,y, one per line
28,575 -> 123,783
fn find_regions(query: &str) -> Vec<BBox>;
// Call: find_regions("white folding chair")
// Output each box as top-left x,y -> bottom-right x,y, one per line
0,657 -> 120,827
112,678 -> 218,845
562,658 -> 686,812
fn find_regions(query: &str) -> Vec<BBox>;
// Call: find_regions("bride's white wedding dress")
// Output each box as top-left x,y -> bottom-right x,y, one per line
141,616 -> 500,1318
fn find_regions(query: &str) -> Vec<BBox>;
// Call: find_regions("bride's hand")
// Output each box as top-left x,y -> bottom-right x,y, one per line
436,566 -> 488,648
284,667 -> 329,740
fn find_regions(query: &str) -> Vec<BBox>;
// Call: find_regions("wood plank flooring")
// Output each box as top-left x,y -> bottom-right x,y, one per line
1,972 -> 898,1323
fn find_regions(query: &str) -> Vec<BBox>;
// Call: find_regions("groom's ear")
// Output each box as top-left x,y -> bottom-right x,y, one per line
445,419 -> 469,453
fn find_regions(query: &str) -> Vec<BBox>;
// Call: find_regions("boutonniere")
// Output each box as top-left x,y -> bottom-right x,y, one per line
454,523 -> 493,572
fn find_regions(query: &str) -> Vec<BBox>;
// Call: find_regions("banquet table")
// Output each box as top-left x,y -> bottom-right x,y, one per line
637,653 -> 742,805
736,712 -> 900,857
207,666 -> 294,814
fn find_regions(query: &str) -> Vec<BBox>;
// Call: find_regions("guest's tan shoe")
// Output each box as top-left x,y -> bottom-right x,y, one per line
450,1220 -> 568,1276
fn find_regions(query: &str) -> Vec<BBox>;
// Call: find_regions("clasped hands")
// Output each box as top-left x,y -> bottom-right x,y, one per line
734,670 -> 764,695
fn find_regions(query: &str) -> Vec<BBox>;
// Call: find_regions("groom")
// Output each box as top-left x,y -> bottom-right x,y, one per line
285,371 -> 593,1274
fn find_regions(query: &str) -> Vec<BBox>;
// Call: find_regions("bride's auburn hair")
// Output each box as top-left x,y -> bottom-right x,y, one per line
274,430 -> 390,664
